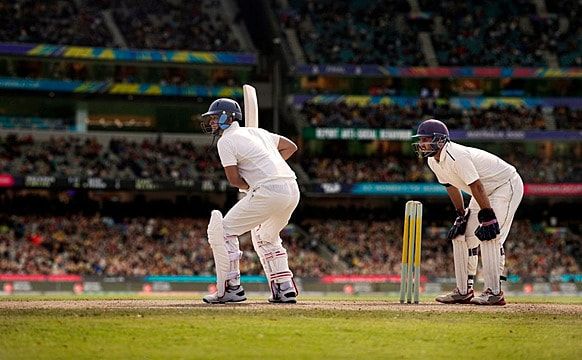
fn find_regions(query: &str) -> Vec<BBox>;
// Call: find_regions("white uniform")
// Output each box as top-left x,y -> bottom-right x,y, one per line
214,121 -> 300,292
428,141 -> 523,293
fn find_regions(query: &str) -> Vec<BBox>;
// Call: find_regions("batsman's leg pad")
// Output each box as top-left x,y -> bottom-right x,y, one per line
480,239 -> 501,294
251,227 -> 293,284
208,210 -> 242,297
452,237 -> 469,294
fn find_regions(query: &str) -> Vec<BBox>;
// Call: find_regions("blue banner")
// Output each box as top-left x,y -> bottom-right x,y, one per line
0,76 -> 243,98
351,182 -> 447,195
0,42 -> 257,65
303,127 -> 582,141
0,77 -> 106,93
293,64 -> 582,78
449,130 -> 582,141
292,94 -> 582,110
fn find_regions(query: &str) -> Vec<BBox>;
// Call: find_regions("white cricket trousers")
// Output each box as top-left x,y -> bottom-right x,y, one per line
466,171 -> 524,246
466,171 -> 524,292
223,180 -> 300,243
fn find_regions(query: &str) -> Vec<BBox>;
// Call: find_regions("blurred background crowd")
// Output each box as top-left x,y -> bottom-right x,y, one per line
0,214 -> 578,281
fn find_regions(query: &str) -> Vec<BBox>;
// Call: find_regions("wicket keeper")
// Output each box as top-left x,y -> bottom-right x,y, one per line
413,119 -> 523,305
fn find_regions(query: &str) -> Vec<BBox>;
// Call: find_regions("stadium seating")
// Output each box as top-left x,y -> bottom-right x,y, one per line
0,0 -> 243,52
0,215 -> 577,280
0,135 -> 224,181
281,0 -> 579,66
111,0 -> 242,51
1,134 -> 580,184
279,0 -> 425,65
0,0 -> 114,46
0,215 -> 329,277
300,101 -> 581,130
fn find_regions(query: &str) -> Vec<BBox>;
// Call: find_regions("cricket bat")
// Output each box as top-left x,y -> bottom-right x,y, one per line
243,84 -> 258,128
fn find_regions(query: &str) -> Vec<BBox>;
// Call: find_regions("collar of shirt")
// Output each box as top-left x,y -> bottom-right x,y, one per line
222,120 -> 240,135
435,141 -> 450,163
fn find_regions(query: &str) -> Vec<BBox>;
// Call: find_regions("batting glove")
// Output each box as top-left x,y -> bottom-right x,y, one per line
475,208 -> 500,241
447,209 -> 470,240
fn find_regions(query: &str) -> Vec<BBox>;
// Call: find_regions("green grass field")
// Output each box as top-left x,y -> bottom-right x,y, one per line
1,295 -> 581,359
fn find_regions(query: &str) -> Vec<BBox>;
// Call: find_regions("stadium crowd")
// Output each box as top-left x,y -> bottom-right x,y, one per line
303,218 -> 580,280
279,0 -> 425,65
281,0 -> 580,67
545,0 -> 581,66
303,146 -> 581,184
424,0 -> 548,66
302,156 -> 435,183
0,0 -> 114,47
300,101 -> 582,130
1,134 -> 580,184
0,0 -> 242,52
0,214 -> 578,281
0,134 -> 224,181
110,0 -> 242,52
0,215 -> 329,278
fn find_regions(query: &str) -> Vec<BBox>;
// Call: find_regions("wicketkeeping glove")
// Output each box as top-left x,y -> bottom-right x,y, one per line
447,209 -> 470,240
475,208 -> 500,241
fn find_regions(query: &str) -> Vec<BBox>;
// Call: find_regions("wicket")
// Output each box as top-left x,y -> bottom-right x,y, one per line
399,200 -> 423,304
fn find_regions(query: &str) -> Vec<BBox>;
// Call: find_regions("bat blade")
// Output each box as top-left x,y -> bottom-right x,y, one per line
243,84 -> 258,128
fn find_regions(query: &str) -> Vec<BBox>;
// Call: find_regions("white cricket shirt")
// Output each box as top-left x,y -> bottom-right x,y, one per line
427,141 -> 517,196
217,121 -> 296,187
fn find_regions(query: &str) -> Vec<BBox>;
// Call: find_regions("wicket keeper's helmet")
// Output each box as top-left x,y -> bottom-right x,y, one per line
200,98 -> 243,134
412,119 -> 450,158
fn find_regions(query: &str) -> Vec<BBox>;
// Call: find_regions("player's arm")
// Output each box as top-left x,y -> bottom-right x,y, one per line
469,179 -> 499,241
277,136 -> 297,160
445,185 -> 465,214
224,165 -> 249,190
445,185 -> 470,240
468,179 -> 492,209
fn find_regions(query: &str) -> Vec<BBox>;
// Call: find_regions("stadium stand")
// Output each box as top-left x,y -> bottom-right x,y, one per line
302,218 -> 580,279
0,214 -> 577,280
299,100 -> 580,130
279,0 -> 425,65
1,134 -> 580,184
0,214 -> 330,277
0,0 -> 244,52
110,0 -> 242,51
280,0 -> 580,66
0,0 -> 114,46
0,134 -> 224,181
300,153 -> 581,184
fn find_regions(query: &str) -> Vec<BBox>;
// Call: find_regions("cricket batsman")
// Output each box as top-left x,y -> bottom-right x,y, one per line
200,98 -> 300,304
412,119 -> 523,305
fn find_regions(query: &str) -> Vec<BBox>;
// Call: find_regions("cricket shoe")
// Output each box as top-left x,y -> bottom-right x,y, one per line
268,281 -> 297,304
435,288 -> 474,304
470,288 -> 506,306
203,285 -> 247,304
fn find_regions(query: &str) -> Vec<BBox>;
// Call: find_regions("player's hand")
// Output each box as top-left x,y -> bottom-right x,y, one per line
447,209 -> 470,240
475,208 -> 500,241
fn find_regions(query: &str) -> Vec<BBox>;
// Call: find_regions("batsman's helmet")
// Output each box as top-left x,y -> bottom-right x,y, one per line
412,119 -> 450,158
200,98 -> 242,134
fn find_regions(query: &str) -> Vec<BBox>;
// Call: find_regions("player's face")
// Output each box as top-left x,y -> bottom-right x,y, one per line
412,135 -> 441,158
200,115 -> 219,134
200,115 -> 220,134
207,115 -> 220,132
417,136 -> 433,152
